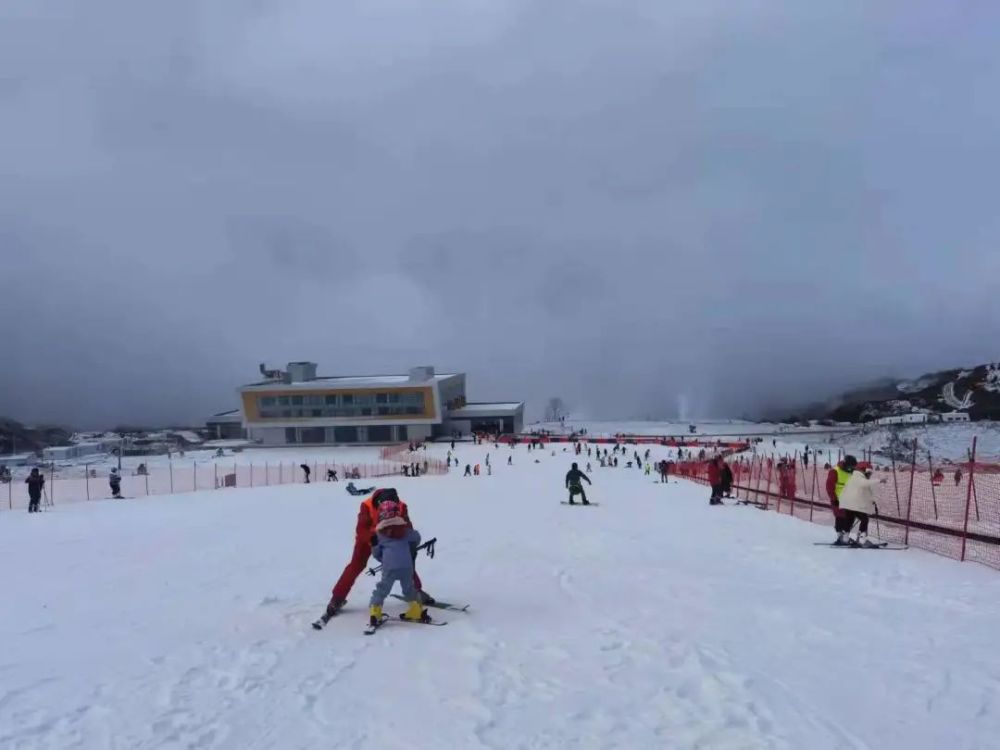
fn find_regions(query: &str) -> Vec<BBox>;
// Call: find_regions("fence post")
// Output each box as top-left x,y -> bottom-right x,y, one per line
904,442 -> 917,546
50,462 -> 55,506
86,465 -> 90,501
752,455 -> 764,505
960,437 -> 978,562
169,461 -> 174,494
234,462 -> 238,488
250,464 -> 254,488
808,459 -> 817,522
763,459 -> 774,511
8,476 -> 12,510
890,455 -> 902,515
265,462 -> 269,486
145,471 -> 150,496
214,462 -> 218,489
927,454 -> 939,519
280,462 -> 284,484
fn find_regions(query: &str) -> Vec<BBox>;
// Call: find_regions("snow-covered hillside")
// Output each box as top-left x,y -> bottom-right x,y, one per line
3,441 -> 1000,749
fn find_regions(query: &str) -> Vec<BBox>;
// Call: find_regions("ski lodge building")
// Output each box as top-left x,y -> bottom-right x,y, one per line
238,362 -> 524,445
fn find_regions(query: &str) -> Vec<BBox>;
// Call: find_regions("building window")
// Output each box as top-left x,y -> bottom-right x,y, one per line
285,427 -> 298,443
311,409 -> 323,417
301,427 -> 325,444
291,396 -> 303,406
397,425 -> 408,441
260,396 -> 276,407
277,396 -> 290,406
368,425 -> 392,442
342,394 -> 354,405
333,426 -> 358,443
325,395 -> 338,405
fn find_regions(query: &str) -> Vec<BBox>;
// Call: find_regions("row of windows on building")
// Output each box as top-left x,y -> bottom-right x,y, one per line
257,392 -> 426,420
284,425 -> 406,444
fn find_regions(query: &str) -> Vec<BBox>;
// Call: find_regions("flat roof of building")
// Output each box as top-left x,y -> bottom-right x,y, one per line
448,402 -> 524,417
241,373 -> 461,390
208,410 -> 243,422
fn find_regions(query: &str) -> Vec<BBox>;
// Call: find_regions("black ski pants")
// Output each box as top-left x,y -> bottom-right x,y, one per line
842,510 -> 870,535
568,485 -> 588,503
28,493 -> 41,512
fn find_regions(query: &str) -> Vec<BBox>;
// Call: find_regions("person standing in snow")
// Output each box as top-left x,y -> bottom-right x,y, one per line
327,468 -> 339,482
464,464 -> 472,477
565,462 -> 592,505
837,462 -> 880,547
301,464 -> 311,483
826,455 -> 857,545
720,460 -> 734,498
320,488 -> 432,625
368,499 -> 430,625
109,468 -> 123,499
707,458 -> 723,505
507,455 -> 513,466
25,468 -> 45,513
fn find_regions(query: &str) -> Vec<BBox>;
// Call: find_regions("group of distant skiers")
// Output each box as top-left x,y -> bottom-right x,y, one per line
23,466 -> 125,511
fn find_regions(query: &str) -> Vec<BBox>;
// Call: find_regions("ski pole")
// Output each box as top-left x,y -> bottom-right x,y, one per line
873,502 -> 881,540
366,537 -> 437,576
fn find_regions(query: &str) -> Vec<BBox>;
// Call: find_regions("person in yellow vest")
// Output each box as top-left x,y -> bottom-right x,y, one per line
825,455 -> 857,545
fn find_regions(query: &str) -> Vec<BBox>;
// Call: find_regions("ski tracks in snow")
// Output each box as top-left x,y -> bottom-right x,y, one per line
448,551 -> 789,749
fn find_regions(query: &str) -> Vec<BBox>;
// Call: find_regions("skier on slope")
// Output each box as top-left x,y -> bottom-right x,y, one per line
565,462 -> 592,505
826,455 -> 857,545
109,468 -> 123,499
837,462 -> 881,547
720,460 -> 734,498
320,488 -> 433,624
368,499 -> 430,626
25,468 -> 45,513
707,457 -> 723,505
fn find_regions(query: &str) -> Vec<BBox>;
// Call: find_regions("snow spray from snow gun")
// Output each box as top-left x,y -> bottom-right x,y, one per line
366,537 -> 437,576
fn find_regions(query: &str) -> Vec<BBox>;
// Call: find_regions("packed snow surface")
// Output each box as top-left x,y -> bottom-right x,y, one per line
3,441 -> 1000,749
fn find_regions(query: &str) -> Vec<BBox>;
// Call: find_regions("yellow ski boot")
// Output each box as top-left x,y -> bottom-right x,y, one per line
369,604 -> 383,628
402,600 -> 429,623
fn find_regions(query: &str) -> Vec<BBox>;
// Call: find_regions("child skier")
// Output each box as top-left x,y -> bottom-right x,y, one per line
369,500 -> 429,625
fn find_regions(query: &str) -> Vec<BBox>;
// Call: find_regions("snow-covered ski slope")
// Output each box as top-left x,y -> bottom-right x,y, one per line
3,442 -> 1000,749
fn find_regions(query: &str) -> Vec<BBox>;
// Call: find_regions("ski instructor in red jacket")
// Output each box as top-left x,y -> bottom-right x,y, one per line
321,488 -> 432,622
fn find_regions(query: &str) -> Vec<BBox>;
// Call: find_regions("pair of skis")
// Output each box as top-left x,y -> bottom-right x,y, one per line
312,594 -> 468,632
364,613 -> 447,635
814,541 -> 908,550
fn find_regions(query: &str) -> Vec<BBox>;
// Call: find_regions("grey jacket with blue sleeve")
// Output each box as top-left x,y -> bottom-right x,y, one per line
372,528 -> 421,572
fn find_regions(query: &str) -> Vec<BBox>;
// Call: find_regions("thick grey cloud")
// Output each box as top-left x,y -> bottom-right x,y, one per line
2,0 -> 999,427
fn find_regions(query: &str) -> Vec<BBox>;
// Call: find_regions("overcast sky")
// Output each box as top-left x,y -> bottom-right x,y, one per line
2,1 -> 999,428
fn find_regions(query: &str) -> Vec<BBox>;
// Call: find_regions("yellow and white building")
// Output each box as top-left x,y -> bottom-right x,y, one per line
239,362 -> 523,445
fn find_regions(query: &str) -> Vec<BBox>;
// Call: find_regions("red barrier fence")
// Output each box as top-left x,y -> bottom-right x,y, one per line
504,433 -> 750,450
2,451 -> 448,512
676,439 -> 1000,569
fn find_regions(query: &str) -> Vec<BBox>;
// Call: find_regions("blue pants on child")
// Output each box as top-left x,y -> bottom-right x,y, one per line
370,567 -> 418,607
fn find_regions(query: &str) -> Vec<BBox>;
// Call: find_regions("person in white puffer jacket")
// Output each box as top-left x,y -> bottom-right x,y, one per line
837,462 -> 880,547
